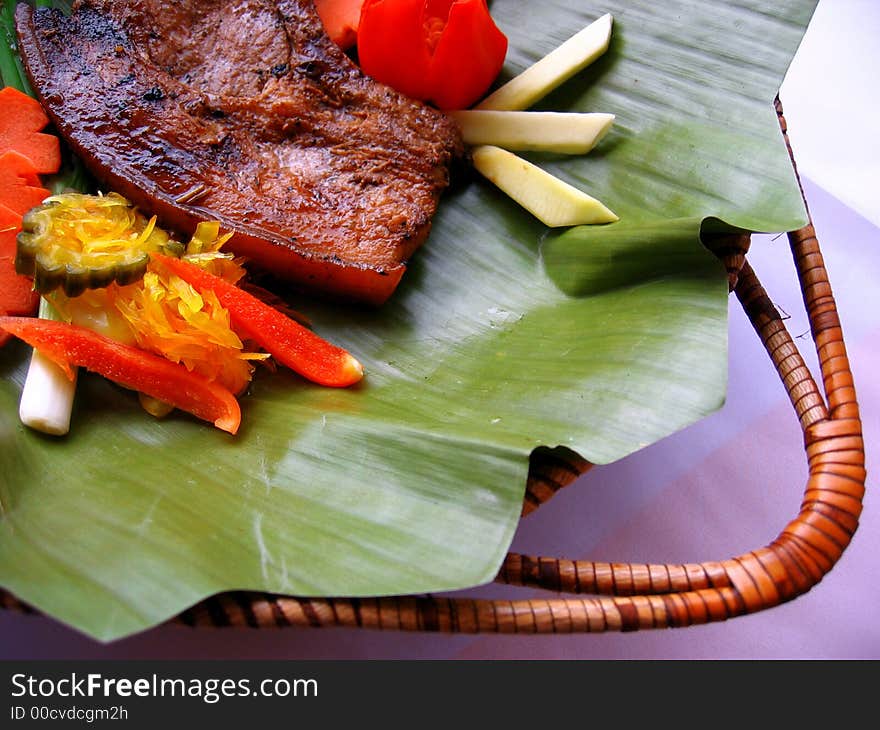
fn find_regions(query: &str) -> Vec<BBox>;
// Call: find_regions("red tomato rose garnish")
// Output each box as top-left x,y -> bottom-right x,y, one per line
357,0 -> 508,110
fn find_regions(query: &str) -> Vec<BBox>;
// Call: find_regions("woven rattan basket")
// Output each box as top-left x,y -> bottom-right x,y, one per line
1,100 -> 866,635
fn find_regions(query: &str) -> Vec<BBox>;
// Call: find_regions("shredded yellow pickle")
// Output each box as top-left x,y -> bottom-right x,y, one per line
48,209 -> 265,396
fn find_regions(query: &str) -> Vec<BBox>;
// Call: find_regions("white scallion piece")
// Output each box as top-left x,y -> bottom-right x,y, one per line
476,13 -> 613,111
18,297 -> 78,436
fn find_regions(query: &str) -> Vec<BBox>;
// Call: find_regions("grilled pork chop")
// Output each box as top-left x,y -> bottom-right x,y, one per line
15,0 -> 464,304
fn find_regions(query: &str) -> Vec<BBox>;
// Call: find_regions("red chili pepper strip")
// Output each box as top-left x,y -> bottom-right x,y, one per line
153,255 -> 365,388
0,316 -> 242,434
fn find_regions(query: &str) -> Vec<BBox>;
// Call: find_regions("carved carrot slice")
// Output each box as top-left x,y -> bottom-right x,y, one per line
0,86 -> 61,174
0,203 -> 39,347
0,150 -> 50,215
0,316 -> 241,434
153,254 -> 364,388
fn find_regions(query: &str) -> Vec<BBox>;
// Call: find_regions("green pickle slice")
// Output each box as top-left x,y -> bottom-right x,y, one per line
15,192 -> 185,297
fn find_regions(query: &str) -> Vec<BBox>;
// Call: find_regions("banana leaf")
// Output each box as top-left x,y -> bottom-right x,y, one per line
0,0 -> 815,641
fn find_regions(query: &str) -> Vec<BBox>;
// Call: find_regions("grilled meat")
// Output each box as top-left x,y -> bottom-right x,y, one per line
15,0 -> 464,304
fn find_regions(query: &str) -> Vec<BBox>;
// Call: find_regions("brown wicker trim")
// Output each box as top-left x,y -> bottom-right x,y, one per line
521,446 -> 591,517
701,230 -> 751,292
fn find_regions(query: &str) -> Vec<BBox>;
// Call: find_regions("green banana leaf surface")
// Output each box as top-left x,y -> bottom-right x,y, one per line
0,0 -> 815,641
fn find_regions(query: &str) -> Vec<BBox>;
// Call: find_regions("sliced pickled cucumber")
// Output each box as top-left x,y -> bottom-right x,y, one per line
15,192 -> 184,297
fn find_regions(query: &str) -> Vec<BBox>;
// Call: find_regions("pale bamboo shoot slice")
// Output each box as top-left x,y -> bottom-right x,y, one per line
449,110 -> 614,154
472,145 -> 617,227
476,13 -> 613,111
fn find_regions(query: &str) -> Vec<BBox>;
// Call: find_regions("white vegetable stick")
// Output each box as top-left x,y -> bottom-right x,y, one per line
19,298 -> 78,436
449,110 -> 614,154
476,13 -> 613,111
472,145 -> 618,227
